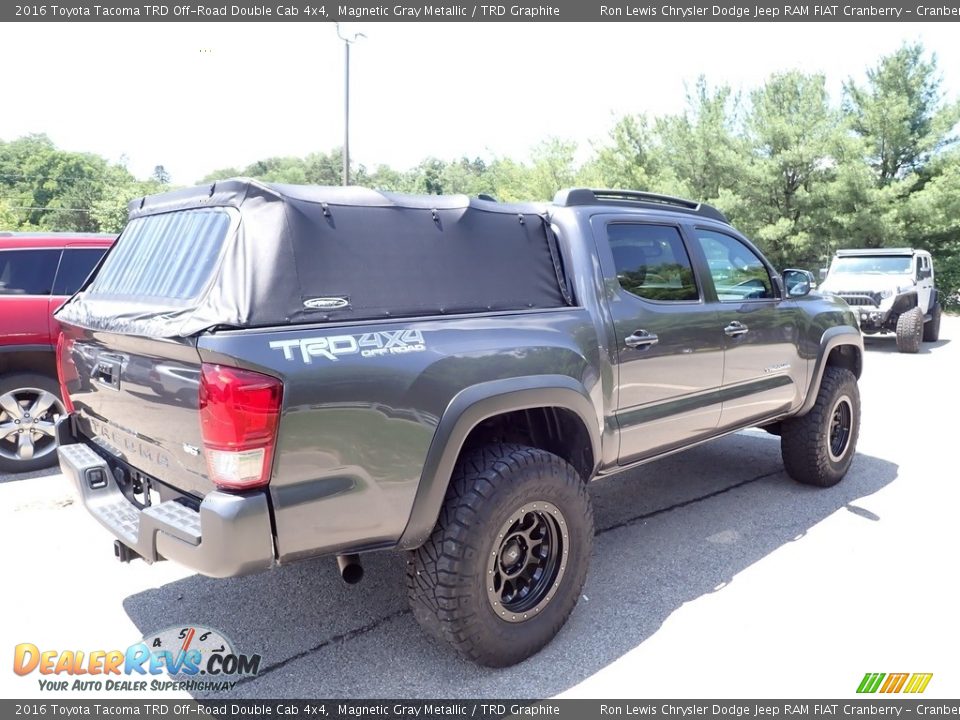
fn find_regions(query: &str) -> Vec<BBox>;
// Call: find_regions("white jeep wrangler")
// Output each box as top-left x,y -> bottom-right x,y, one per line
819,248 -> 941,353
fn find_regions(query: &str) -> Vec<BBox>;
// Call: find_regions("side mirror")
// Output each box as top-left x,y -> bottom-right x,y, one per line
819,268 -> 828,282
783,269 -> 812,298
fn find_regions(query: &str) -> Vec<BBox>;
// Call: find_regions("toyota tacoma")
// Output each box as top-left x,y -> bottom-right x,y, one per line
55,181 -> 864,666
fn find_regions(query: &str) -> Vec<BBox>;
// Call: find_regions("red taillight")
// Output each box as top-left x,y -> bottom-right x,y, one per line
56,333 -> 76,414
199,363 -> 282,491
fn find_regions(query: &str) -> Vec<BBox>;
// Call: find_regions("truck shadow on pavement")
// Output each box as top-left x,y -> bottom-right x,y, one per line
123,431 -> 897,699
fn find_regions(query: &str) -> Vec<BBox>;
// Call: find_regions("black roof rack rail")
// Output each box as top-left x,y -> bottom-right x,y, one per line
552,188 -> 729,224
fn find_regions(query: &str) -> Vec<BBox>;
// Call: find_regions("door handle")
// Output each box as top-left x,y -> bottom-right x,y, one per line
625,330 -> 659,348
724,321 -> 749,337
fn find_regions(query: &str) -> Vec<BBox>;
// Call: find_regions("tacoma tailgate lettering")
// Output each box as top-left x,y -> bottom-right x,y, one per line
87,418 -> 171,468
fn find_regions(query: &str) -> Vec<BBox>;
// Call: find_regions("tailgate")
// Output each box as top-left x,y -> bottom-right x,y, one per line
60,325 -> 212,498
54,207 -> 237,499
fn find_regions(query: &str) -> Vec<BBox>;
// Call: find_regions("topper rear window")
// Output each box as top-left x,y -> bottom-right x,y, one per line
87,209 -> 231,302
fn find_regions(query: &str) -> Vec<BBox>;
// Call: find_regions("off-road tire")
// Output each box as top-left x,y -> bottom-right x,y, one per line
780,367 -> 860,487
895,307 -> 923,353
0,373 -> 66,474
406,443 -> 593,667
923,303 -> 941,342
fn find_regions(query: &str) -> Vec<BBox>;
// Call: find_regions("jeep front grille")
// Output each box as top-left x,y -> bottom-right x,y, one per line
837,292 -> 882,307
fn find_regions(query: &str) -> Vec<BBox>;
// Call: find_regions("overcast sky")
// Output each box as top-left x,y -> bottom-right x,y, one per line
2,22 -> 958,184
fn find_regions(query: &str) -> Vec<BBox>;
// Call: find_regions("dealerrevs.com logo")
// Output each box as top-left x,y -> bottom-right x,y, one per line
13,626 -> 261,693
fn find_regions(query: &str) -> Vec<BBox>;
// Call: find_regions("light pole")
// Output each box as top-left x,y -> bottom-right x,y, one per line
336,23 -> 366,187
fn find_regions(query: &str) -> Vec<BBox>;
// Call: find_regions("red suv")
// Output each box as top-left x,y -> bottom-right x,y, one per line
0,232 -> 114,473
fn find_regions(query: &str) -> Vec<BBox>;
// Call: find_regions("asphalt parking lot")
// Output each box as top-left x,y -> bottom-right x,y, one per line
2,317 -> 957,700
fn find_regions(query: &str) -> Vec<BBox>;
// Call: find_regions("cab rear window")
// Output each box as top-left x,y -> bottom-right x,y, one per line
87,209 -> 231,302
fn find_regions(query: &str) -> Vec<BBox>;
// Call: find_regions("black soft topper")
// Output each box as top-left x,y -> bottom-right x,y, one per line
56,179 -> 570,337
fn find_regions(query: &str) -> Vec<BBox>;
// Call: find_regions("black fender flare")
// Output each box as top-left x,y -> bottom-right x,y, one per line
397,375 -> 601,549
890,292 -> 918,316
797,326 -> 863,416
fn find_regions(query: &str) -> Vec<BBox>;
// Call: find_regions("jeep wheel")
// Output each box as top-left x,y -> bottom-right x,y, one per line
406,443 -> 593,667
923,303 -> 941,342
0,373 -> 66,474
780,367 -> 860,487
895,307 -> 923,353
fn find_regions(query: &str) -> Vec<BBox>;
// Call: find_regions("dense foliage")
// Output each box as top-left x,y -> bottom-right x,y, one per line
2,43 -> 958,306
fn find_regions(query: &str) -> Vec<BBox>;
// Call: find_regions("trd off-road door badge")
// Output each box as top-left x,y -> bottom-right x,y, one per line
269,330 -> 427,363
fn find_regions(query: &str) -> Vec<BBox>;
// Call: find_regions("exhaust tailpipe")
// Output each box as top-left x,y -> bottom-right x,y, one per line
336,554 -> 363,584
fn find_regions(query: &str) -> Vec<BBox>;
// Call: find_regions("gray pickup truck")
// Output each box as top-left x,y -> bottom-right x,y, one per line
55,181 -> 863,667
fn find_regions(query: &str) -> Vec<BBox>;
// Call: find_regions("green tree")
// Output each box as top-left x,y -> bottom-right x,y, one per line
89,167 -> 169,233
484,157 -> 531,202
0,198 -> 20,229
840,43 -> 960,303
583,115 -> 660,190
0,133 -> 143,232
655,77 -> 747,202
200,148 -> 362,186
151,165 -> 171,185
367,163 -> 404,191
527,138 -> 578,200
439,157 -> 493,196
199,166 -> 242,183
734,71 -> 847,267
893,150 -> 960,308
304,149 -> 347,185
405,157 -> 448,194
897,151 -> 960,247
844,43 -> 960,186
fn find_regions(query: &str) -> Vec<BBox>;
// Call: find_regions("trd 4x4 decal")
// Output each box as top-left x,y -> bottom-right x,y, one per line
269,330 -> 427,363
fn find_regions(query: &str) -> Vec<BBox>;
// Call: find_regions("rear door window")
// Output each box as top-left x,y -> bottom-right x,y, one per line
88,209 -> 232,303
0,249 -> 61,295
53,248 -> 108,295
